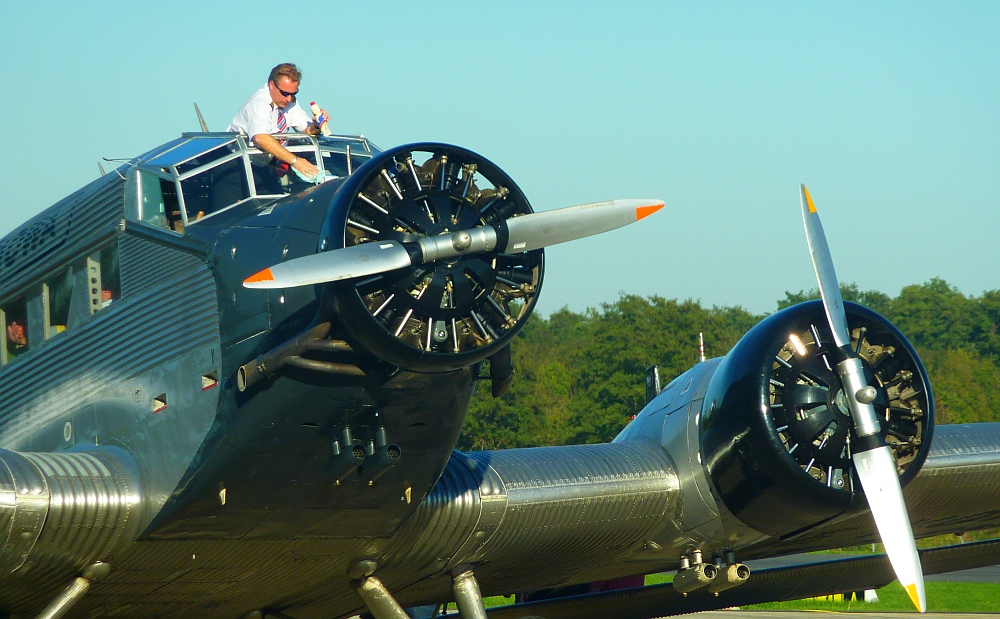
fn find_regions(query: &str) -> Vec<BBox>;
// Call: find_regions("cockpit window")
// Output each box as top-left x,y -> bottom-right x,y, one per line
145,137 -> 237,168
127,167 -> 183,232
181,156 -> 251,222
129,133 -> 381,231
176,143 -> 239,175
249,149 -> 319,197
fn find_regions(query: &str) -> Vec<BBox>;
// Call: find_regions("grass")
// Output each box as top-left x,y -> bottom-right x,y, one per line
750,581 -> 1000,613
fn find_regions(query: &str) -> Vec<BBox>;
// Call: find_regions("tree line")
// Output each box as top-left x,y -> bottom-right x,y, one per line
459,279 -> 1000,450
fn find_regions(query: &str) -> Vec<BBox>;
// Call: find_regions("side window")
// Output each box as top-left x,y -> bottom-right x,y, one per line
181,157 -> 250,223
138,171 -> 169,228
1,296 -> 29,364
128,169 -> 183,233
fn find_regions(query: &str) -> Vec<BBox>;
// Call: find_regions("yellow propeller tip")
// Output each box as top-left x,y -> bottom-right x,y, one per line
904,583 -> 925,613
802,185 -> 817,213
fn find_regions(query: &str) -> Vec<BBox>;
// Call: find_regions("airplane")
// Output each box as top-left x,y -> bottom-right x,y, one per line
1,127 -> 999,619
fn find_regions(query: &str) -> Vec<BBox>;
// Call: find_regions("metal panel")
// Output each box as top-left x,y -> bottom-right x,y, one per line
460,443 -> 678,588
119,233 -> 210,299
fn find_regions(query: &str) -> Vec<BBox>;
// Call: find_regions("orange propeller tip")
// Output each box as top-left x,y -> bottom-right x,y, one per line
244,267 -> 275,285
636,202 -> 665,220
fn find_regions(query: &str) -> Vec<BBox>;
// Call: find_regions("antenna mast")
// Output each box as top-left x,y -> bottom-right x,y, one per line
698,332 -> 706,363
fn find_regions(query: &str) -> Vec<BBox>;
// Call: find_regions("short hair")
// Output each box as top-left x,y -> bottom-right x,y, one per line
269,63 -> 302,85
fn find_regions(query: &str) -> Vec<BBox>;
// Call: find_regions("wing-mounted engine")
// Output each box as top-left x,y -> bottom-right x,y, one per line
700,300 -> 934,537
322,144 -> 543,372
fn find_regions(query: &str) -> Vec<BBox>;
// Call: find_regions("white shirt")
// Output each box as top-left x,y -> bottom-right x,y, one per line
228,85 -> 312,142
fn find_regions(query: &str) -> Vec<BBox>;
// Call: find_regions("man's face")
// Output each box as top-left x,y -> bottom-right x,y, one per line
7,320 -> 26,346
268,76 -> 300,109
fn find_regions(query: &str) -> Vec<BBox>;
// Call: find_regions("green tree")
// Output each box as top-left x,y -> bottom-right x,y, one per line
460,281 -> 1000,450
919,347 -> 1000,424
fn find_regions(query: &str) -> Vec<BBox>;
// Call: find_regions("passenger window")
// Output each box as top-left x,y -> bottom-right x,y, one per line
45,268 -> 72,338
0,244 -> 121,366
2,296 -> 29,364
94,244 -> 121,310
80,244 -> 121,315
181,157 -> 250,223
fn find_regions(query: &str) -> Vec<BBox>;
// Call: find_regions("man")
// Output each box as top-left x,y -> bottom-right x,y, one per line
229,63 -> 329,178
6,318 -> 27,359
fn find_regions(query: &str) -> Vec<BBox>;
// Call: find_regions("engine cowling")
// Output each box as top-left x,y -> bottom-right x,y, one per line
700,300 -> 934,537
322,144 -> 543,372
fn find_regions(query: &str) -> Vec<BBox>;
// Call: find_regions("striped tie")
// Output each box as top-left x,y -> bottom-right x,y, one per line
276,109 -> 287,133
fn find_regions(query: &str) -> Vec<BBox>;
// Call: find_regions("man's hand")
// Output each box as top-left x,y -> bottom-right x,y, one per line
293,157 -> 320,178
315,108 -> 330,133
304,108 -> 330,137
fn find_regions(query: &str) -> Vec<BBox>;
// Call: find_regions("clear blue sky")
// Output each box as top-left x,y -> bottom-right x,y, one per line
2,2 -> 997,316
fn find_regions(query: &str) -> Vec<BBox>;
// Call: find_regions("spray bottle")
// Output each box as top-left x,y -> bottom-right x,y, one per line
309,101 -> 333,136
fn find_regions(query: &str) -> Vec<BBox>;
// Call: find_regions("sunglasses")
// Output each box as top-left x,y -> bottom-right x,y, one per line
273,82 -> 298,98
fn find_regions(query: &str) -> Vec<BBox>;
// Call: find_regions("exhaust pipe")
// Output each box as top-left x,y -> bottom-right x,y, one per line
672,562 -> 717,595
358,427 -> 401,486
326,427 -> 366,483
708,563 -> 751,594
237,322 -> 361,392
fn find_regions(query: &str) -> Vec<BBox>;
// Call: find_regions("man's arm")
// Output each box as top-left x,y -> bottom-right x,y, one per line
252,134 -> 320,177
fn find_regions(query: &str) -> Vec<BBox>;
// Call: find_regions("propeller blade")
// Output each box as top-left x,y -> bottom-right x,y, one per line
244,199 -> 664,289
501,199 -> 664,254
243,241 -> 412,289
853,446 -> 926,612
799,185 -> 851,349
799,184 -> 925,612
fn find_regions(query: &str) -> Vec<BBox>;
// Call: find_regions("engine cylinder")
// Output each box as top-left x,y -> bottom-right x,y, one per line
700,300 -> 934,537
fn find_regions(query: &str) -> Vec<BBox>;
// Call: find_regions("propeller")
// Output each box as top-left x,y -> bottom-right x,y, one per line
244,199 -> 664,289
800,185 -> 925,613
